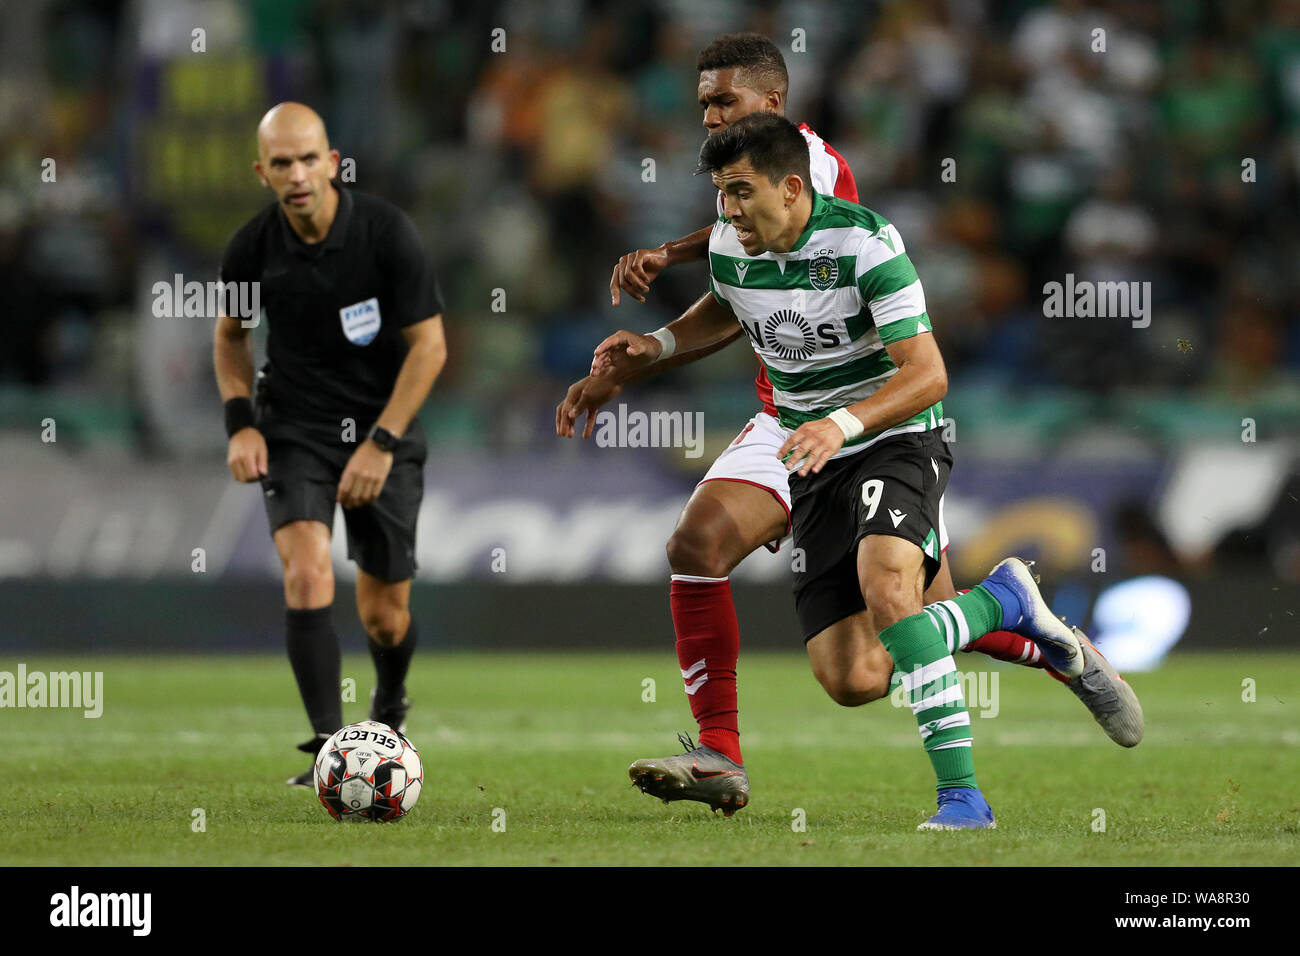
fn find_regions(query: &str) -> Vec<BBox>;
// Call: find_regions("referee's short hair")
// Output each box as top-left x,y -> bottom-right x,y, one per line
696,32 -> 789,96
697,112 -> 812,189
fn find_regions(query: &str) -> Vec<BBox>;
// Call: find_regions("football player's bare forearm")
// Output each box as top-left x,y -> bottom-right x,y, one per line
661,225 -> 713,266
664,291 -> 741,353
213,316 -> 255,400
615,292 -> 742,385
843,361 -> 947,435
621,327 -> 745,386
374,341 -> 446,436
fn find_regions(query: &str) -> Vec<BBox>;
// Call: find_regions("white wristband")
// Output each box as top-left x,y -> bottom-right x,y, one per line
828,407 -> 864,441
648,327 -> 676,362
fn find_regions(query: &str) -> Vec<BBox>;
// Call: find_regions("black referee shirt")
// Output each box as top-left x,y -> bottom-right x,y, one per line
219,184 -> 444,428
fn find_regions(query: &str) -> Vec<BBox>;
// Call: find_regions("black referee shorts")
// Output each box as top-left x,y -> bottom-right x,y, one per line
257,409 -> 426,583
789,428 -> 952,643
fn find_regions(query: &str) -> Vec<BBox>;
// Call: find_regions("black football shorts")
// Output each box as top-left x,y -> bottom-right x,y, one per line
789,428 -> 952,643
257,408 -> 426,582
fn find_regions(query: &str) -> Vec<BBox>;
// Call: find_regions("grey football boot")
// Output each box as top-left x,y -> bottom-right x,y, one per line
1066,627 -> 1144,747
629,733 -> 750,816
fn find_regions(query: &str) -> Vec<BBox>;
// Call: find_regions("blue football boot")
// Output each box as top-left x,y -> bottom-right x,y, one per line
980,558 -> 1084,678
917,787 -> 997,831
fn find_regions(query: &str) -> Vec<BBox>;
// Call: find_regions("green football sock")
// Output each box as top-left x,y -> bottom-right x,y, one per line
877,610 -> 978,791
886,588 -> 1004,688
922,587 -> 1004,654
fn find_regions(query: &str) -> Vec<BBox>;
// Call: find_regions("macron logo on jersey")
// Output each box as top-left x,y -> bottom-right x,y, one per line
735,261 -> 749,284
870,225 -> 896,253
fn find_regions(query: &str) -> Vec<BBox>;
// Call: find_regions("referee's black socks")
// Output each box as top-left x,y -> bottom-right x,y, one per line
369,618 -> 418,703
285,606 -> 343,737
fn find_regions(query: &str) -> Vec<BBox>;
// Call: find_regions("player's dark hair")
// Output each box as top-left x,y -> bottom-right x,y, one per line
696,32 -> 789,95
697,112 -> 812,189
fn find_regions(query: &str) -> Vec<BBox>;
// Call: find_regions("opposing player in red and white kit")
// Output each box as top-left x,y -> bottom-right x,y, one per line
557,33 -> 1141,816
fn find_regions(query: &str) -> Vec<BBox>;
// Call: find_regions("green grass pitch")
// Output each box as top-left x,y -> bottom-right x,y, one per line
4,651 -> 1297,866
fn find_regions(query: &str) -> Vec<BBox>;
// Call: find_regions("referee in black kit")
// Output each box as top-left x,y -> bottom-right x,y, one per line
213,103 -> 447,786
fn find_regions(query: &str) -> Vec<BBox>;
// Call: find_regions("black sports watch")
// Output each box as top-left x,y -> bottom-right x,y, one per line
368,425 -> 401,453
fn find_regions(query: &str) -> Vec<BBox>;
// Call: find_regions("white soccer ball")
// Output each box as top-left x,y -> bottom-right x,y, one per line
314,720 -> 423,822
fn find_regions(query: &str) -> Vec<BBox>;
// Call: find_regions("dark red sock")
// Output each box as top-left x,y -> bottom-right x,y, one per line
963,629 -> 1069,682
965,629 -> 1043,667
670,576 -> 742,764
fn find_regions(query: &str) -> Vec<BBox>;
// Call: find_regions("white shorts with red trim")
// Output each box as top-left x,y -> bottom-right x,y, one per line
698,411 -> 951,556
698,412 -> 793,553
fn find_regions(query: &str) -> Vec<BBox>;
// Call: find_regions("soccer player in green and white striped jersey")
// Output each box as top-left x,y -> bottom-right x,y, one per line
708,189 -> 941,458
593,112 -> 1093,829
563,32 -> 1140,823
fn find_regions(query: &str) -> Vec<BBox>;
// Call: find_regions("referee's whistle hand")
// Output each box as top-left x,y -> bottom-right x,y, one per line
226,428 -> 268,483
337,442 -> 393,508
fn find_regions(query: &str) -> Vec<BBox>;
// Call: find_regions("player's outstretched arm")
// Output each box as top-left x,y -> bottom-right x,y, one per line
599,293 -> 747,384
338,315 -> 446,509
779,333 -> 948,477
591,290 -> 740,379
555,323 -> 745,439
213,313 -> 267,482
557,292 -> 743,438
622,324 -> 746,383
609,225 -> 712,305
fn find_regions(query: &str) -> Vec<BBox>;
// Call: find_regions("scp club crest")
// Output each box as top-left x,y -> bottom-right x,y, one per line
809,254 -> 839,291
763,309 -> 817,360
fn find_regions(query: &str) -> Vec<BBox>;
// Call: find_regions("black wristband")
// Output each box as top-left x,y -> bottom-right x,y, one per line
224,397 -> 256,437
368,425 -> 401,453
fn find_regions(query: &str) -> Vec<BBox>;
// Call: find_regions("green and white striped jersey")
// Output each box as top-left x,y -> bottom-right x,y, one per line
708,191 -> 942,458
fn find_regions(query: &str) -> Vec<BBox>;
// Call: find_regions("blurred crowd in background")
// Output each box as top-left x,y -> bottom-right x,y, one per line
1,0 -> 1299,585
